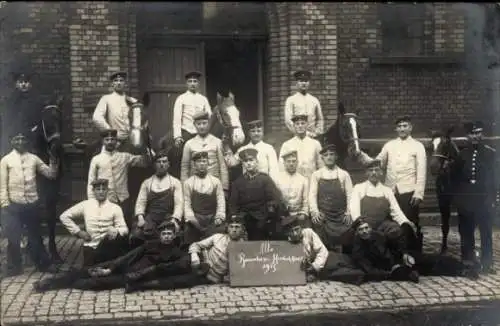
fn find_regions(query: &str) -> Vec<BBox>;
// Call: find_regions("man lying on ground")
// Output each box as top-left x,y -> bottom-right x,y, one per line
33,221 -> 190,292
350,217 -> 480,282
124,214 -> 247,292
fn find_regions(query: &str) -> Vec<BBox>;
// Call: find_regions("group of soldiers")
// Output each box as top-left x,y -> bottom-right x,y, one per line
1,65 -> 497,293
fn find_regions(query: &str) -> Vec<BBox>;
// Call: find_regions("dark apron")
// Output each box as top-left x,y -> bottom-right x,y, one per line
190,189 -> 218,232
316,178 -> 349,246
143,187 -> 175,236
360,194 -> 391,229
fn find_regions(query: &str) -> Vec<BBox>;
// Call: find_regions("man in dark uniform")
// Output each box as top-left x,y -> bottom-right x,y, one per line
229,148 -> 286,240
452,121 -> 498,274
33,221 -> 190,292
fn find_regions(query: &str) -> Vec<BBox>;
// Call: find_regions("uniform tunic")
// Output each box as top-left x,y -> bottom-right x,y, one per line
452,143 -> 498,266
0,150 -> 58,207
227,141 -> 279,181
349,181 -> 410,227
359,136 -> 427,199
309,167 -> 353,247
284,92 -> 324,138
87,150 -> 147,203
279,136 -> 323,179
189,233 -> 243,283
299,228 -> 329,271
274,171 -> 309,217
93,92 -> 136,141
60,199 -> 129,249
181,134 -> 229,190
135,174 -> 183,225
172,91 -> 212,140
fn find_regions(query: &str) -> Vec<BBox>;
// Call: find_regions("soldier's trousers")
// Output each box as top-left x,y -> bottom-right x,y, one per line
2,202 -> 52,271
168,130 -> 196,179
82,236 -> 130,267
395,191 -> 423,253
456,194 -> 493,268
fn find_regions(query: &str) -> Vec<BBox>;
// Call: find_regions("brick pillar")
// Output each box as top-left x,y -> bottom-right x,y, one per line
68,1 -> 121,141
265,3 -> 338,148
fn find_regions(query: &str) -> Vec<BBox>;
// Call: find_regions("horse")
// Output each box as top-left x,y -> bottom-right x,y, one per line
158,91 -> 245,181
429,126 -> 460,254
34,92 -> 66,263
318,102 -> 361,170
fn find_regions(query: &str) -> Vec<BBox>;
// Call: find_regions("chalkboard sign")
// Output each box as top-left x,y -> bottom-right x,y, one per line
228,241 -> 306,287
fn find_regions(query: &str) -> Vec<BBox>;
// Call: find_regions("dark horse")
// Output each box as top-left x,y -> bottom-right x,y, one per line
429,126 -> 460,254
318,102 -> 361,170
33,93 -> 66,262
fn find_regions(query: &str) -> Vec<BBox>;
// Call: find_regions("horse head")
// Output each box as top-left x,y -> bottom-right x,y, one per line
213,91 -> 245,150
429,126 -> 458,177
320,102 -> 361,168
40,91 -> 64,160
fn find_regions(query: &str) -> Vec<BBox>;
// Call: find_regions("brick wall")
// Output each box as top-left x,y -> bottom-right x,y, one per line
1,2 -> 71,140
265,2 -> 338,149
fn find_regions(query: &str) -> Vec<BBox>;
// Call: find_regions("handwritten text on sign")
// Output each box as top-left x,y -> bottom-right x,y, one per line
228,241 -> 306,287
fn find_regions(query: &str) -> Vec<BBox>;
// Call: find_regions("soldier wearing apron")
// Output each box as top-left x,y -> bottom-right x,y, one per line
309,144 -> 353,251
184,151 -> 226,244
350,160 -> 417,251
284,70 -> 325,138
132,151 -> 183,246
171,71 -> 212,179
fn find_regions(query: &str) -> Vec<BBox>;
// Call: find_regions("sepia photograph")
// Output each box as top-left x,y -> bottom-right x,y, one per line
0,2 -> 499,325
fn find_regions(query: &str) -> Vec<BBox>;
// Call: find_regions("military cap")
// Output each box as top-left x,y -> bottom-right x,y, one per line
227,214 -> 245,225
351,216 -> 369,231
366,159 -> 382,169
291,114 -> 308,123
130,102 -> 144,109
185,71 -> 202,80
395,115 -> 412,125
218,87 -> 231,98
238,148 -> 258,161
10,57 -> 36,82
158,220 -> 177,232
192,151 -> 209,161
193,111 -> 210,121
247,120 -> 263,130
100,129 -> 118,138
10,131 -> 28,140
109,71 -> 127,81
281,148 -> 298,159
293,70 -> 312,81
281,214 -> 300,229
464,121 -> 484,134
320,144 -> 337,155
91,178 -> 109,188
153,150 -> 169,162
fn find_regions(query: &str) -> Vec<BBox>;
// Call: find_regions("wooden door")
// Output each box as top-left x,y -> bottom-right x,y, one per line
138,40 -> 205,146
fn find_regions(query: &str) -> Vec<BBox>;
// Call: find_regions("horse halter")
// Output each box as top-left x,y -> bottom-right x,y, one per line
339,113 -> 360,151
41,105 -> 62,143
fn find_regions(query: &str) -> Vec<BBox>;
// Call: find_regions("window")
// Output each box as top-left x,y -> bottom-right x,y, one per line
378,3 -> 429,56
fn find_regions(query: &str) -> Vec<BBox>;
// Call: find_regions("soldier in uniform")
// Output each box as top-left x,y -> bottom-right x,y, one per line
452,121 -> 498,274
171,71 -> 212,179
92,71 -> 139,152
284,70 -> 325,139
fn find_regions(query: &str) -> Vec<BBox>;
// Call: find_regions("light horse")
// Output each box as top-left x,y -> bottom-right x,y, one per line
33,92 -> 66,262
429,126 -> 460,254
317,102 -> 361,170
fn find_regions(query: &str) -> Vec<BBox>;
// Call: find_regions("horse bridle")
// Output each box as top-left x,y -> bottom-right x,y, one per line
339,113 -> 360,147
41,105 -> 62,146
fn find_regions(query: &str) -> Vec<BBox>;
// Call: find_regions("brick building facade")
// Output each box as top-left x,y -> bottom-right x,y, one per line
1,2 -> 497,208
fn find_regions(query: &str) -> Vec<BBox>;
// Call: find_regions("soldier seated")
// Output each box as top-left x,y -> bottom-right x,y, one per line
229,148 -> 286,240
60,178 -> 130,267
183,151 -> 226,244
33,221 -> 190,292
349,159 -> 417,251
130,151 -> 183,246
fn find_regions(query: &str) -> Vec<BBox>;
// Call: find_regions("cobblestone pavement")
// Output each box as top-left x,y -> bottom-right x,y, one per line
1,226 -> 500,325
